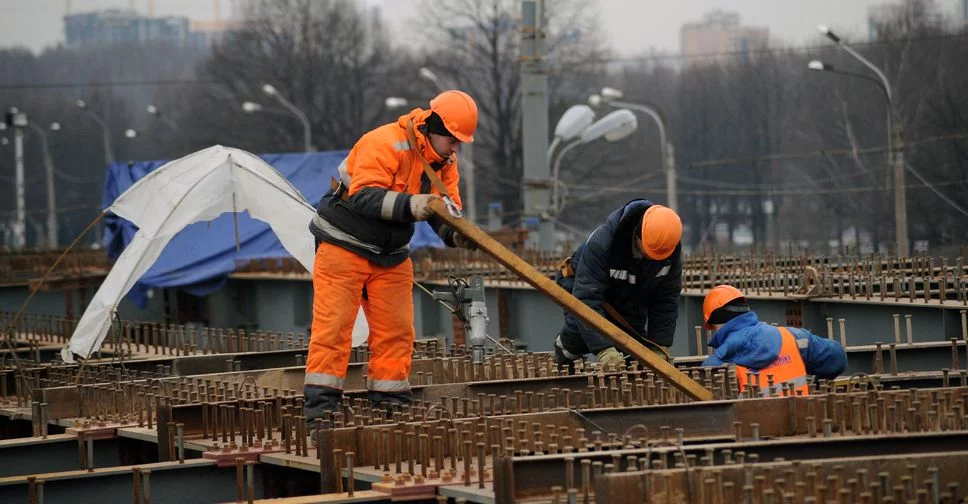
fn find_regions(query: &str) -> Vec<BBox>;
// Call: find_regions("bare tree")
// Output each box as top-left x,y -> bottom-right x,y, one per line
416,0 -> 609,221
182,0 -> 417,154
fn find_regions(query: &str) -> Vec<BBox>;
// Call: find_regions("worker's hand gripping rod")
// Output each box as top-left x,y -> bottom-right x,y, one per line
428,198 -> 713,401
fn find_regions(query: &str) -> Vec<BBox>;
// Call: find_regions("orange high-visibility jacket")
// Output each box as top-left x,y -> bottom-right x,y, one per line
310,108 -> 462,266
736,327 -> 810,397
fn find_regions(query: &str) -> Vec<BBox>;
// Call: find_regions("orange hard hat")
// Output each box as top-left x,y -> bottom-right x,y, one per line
703,285 -> 746,329
430,90 -> 478,143
640,205 -> 682,260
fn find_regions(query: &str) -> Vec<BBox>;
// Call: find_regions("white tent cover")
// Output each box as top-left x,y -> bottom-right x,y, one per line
61,145 -> 368,362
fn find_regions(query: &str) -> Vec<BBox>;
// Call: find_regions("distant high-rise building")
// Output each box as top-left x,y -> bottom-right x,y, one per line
64,9 -> 237,49
188,19 -> 235,48
64,9 -> 189,48
867,0 -> 944,40
961,0 -> 968,22
679,10 -> 769,66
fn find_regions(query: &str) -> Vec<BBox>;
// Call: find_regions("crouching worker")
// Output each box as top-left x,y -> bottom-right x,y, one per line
553,199 -> 683,371
701,285 -> 847,396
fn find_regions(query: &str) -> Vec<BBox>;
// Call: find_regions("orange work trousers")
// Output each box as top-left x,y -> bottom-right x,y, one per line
305,242 -> 415,395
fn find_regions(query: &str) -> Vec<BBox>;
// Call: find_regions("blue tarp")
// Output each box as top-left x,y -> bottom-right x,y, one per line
103,150 -> 445,308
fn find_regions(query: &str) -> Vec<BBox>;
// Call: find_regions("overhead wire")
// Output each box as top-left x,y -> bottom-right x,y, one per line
3,33 -> 966,90
685,132 -> 968,170
565,32 -> 968,67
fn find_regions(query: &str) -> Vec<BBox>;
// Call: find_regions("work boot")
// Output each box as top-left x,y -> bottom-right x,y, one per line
369,390 -> 412,419
304,385 -> 341,428
554,335 -> 577,375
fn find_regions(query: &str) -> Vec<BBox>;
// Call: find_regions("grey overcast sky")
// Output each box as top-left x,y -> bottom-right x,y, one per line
0,0 -> 963,55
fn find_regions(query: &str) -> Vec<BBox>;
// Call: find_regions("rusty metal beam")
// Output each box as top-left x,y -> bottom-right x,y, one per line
496,433 -> 968,502
595,450 -> 968,503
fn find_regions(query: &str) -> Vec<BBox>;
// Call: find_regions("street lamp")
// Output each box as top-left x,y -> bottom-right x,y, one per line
815,24 -> 907,255
807,60 -> 890,102
417,68 -> 479,224
124,129 -> 138,139
590,87 -> 678,212
550,108 -> 638,215
384,97 -> 409,109
261,83 -> 313,152
146,104 -> 189,153
241,101 -> 263,113
27,120 -> 62,248
419,67 -> 444,90
76,99 -> 115,166
547,105 -> 594,210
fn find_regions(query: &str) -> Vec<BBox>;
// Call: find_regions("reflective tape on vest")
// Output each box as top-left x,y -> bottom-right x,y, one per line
736,326 -> 809,397
381,191 -> 400,220
760,375 -> 809,397
312,213 -> 385,254
337,157 -> 351,186
304,372 -> 345,390
368,379 -> 411,392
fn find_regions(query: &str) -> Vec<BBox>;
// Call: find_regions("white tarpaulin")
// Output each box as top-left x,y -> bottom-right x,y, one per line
62,145 -> 368,362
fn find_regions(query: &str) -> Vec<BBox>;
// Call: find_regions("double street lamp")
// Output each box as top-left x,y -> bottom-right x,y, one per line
242,84 -> 313,152
76,100 -> 114,166
548,105 -> 638,216
589,87 -> 677,212
811,25 -> 908,256
146,104 -> 189,153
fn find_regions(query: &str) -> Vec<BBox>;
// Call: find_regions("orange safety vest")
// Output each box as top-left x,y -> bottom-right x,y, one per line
736,327 -> 809,397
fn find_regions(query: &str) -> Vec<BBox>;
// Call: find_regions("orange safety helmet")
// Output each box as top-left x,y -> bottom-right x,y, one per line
429,90 -> 478,143
640,205 -> 682,260
703,285 -> 746,329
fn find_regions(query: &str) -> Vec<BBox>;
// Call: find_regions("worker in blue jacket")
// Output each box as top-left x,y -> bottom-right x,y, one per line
554,199 -> 683,369
701,285 -> 847,395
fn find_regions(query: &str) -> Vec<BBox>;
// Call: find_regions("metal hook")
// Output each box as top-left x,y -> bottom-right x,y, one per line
442,195 -> 463,218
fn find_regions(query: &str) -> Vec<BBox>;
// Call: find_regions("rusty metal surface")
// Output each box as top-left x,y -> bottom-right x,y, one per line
497,432 -> 968,501
595,450 -> 968,504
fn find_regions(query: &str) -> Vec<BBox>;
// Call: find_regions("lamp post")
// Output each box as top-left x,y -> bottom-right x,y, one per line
549,108 -> 638,217
261,84 -> 313,152
418,68 -> 478,224
815,25 -> 907,256
590,87 -> 677,212
76,100 -> 114,166
547,104 -> 595,212
4,109 -> 28,249
27,121 -> 61,248
146,104 -> 189,154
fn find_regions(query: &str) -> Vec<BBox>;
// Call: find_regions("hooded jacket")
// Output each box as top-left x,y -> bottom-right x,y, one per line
701,311 -> 848,380
557,199 -> 683,353
310,108 -> 462,266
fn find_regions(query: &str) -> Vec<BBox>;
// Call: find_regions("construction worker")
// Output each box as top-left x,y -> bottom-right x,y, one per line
701,285 -> 847,396
304,90 -> 478,422
554,199 -> 683,370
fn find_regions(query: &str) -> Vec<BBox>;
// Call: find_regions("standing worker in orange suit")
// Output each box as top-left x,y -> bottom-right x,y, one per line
305,90 -> 479,422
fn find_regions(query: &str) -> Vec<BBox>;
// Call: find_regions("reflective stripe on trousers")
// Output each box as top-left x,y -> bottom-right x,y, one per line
305,372 -> 345,390
368,379 -> 411,392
